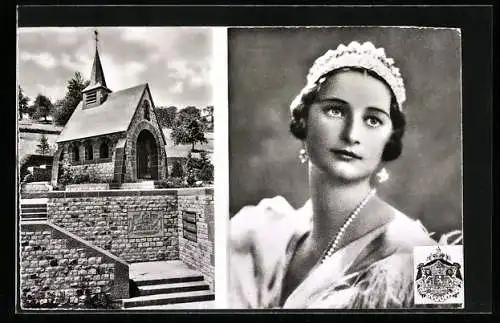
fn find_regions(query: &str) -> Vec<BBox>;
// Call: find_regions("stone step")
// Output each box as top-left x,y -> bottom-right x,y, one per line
21,206 -> 47,212
133,274 -> 204,287
122,290 -> 215,308
20,202 -> 48,220
138,280 -> 210,296
20,217 -> 48,222
128,300 -> 215,310
21,212 -> 48,217
21,212 -> 48,219
20,198 -> 48,205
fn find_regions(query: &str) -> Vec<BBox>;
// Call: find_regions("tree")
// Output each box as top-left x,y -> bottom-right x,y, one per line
32,94 -> 53,122
154,105 -> 178,128
18,86 -> 30,120
170,106 -> 208,151
198,164 -> 214,182
36,134 -> 50,155
184,150 -> 213,184
185,152 -> 198,186
154,106 -> 166,127
202,105 -> 214,132
170,160 -> 184,178
52,72 -> 90,126
163,106 -> 178,128
181,106 -> 201,119
58,161 -> 74,186
197,151 -> 214,182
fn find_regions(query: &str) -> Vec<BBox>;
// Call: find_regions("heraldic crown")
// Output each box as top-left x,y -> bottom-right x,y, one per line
426,245 -> 451,262
291,41 -> 407,114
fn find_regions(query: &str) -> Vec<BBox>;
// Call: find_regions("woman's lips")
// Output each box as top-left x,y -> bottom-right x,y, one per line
331,149 -> 362,161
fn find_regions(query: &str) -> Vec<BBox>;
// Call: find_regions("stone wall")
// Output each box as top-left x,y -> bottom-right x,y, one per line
20,223 -> 128,309
47,190 -> 179,263
177,188 -> 215,291
69,163 -> 115,183
55,133 -> 122,185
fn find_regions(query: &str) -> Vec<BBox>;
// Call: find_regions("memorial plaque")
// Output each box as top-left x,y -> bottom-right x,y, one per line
182,211 -> 198,242
183,221 -> 197,232
183,230 -> 197,243
182,210 -> 197,223
128,211 -> 164,238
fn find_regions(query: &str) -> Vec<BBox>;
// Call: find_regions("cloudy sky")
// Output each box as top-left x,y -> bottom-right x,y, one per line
17,27 -> 214,109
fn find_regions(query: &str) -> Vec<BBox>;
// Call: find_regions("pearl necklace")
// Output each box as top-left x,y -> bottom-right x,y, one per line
319,188 -> 377,264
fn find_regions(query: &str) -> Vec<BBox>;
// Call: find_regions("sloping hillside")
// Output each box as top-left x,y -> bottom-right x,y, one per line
18,121 -> 62,162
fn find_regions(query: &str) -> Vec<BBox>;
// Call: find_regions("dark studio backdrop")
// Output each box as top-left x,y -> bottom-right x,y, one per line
228,27 -> 462,238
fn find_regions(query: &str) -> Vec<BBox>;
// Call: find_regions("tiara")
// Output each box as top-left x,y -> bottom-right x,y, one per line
290,41 -> 406,113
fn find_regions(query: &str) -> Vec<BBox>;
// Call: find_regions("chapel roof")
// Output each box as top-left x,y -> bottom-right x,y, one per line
56,83 -> 148,143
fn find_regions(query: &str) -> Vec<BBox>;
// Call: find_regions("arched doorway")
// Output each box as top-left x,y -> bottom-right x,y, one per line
136,130 -> 158,180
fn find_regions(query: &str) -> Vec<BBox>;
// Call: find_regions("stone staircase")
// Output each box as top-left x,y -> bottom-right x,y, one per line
20,199 -> 48,221
123,260 -> 214,309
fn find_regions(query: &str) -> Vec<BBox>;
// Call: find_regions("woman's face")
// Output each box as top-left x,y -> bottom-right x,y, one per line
305,70 -> 393,183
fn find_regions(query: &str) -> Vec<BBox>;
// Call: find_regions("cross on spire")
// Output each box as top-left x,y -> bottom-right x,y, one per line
94,29 -> 99,47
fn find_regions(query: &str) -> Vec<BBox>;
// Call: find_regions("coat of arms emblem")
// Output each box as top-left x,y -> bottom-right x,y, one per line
415,245 -> 463,303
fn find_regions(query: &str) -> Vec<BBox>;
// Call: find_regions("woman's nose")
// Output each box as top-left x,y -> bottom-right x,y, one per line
341,115 -> 361,144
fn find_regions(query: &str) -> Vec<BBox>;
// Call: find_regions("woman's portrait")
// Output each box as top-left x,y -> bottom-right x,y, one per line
227,27 -> 462,309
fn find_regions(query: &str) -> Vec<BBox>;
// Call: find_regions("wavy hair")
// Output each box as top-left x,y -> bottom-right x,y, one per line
289,67 -> 407,162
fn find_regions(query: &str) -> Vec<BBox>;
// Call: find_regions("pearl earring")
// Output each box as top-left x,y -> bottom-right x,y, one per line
299,148 -> 309,164
376,167 -> 389,183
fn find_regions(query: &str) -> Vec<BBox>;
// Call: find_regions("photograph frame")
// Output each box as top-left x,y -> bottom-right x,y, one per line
9,4 -> 493,319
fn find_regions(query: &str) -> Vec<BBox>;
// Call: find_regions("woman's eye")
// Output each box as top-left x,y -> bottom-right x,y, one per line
324,106 -> 344,118
365,116 -> 383,128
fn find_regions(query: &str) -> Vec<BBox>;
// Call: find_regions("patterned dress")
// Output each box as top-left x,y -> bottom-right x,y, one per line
228,195 -> 440,309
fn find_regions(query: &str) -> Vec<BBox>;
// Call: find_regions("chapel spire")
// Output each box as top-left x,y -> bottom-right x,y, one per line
82,29 -> 112,108
89,29 -> 107,88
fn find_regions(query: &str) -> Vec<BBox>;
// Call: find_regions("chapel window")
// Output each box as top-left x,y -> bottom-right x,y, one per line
143,100 -> 150,121
100,141 -> 109,159
72,144 -> 80,162
85,141 -> 93,161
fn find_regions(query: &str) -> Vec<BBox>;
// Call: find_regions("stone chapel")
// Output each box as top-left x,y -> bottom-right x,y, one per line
51,36 -> 168,186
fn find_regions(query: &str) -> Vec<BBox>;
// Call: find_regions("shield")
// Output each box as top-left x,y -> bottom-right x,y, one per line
415,246 -> 463,302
